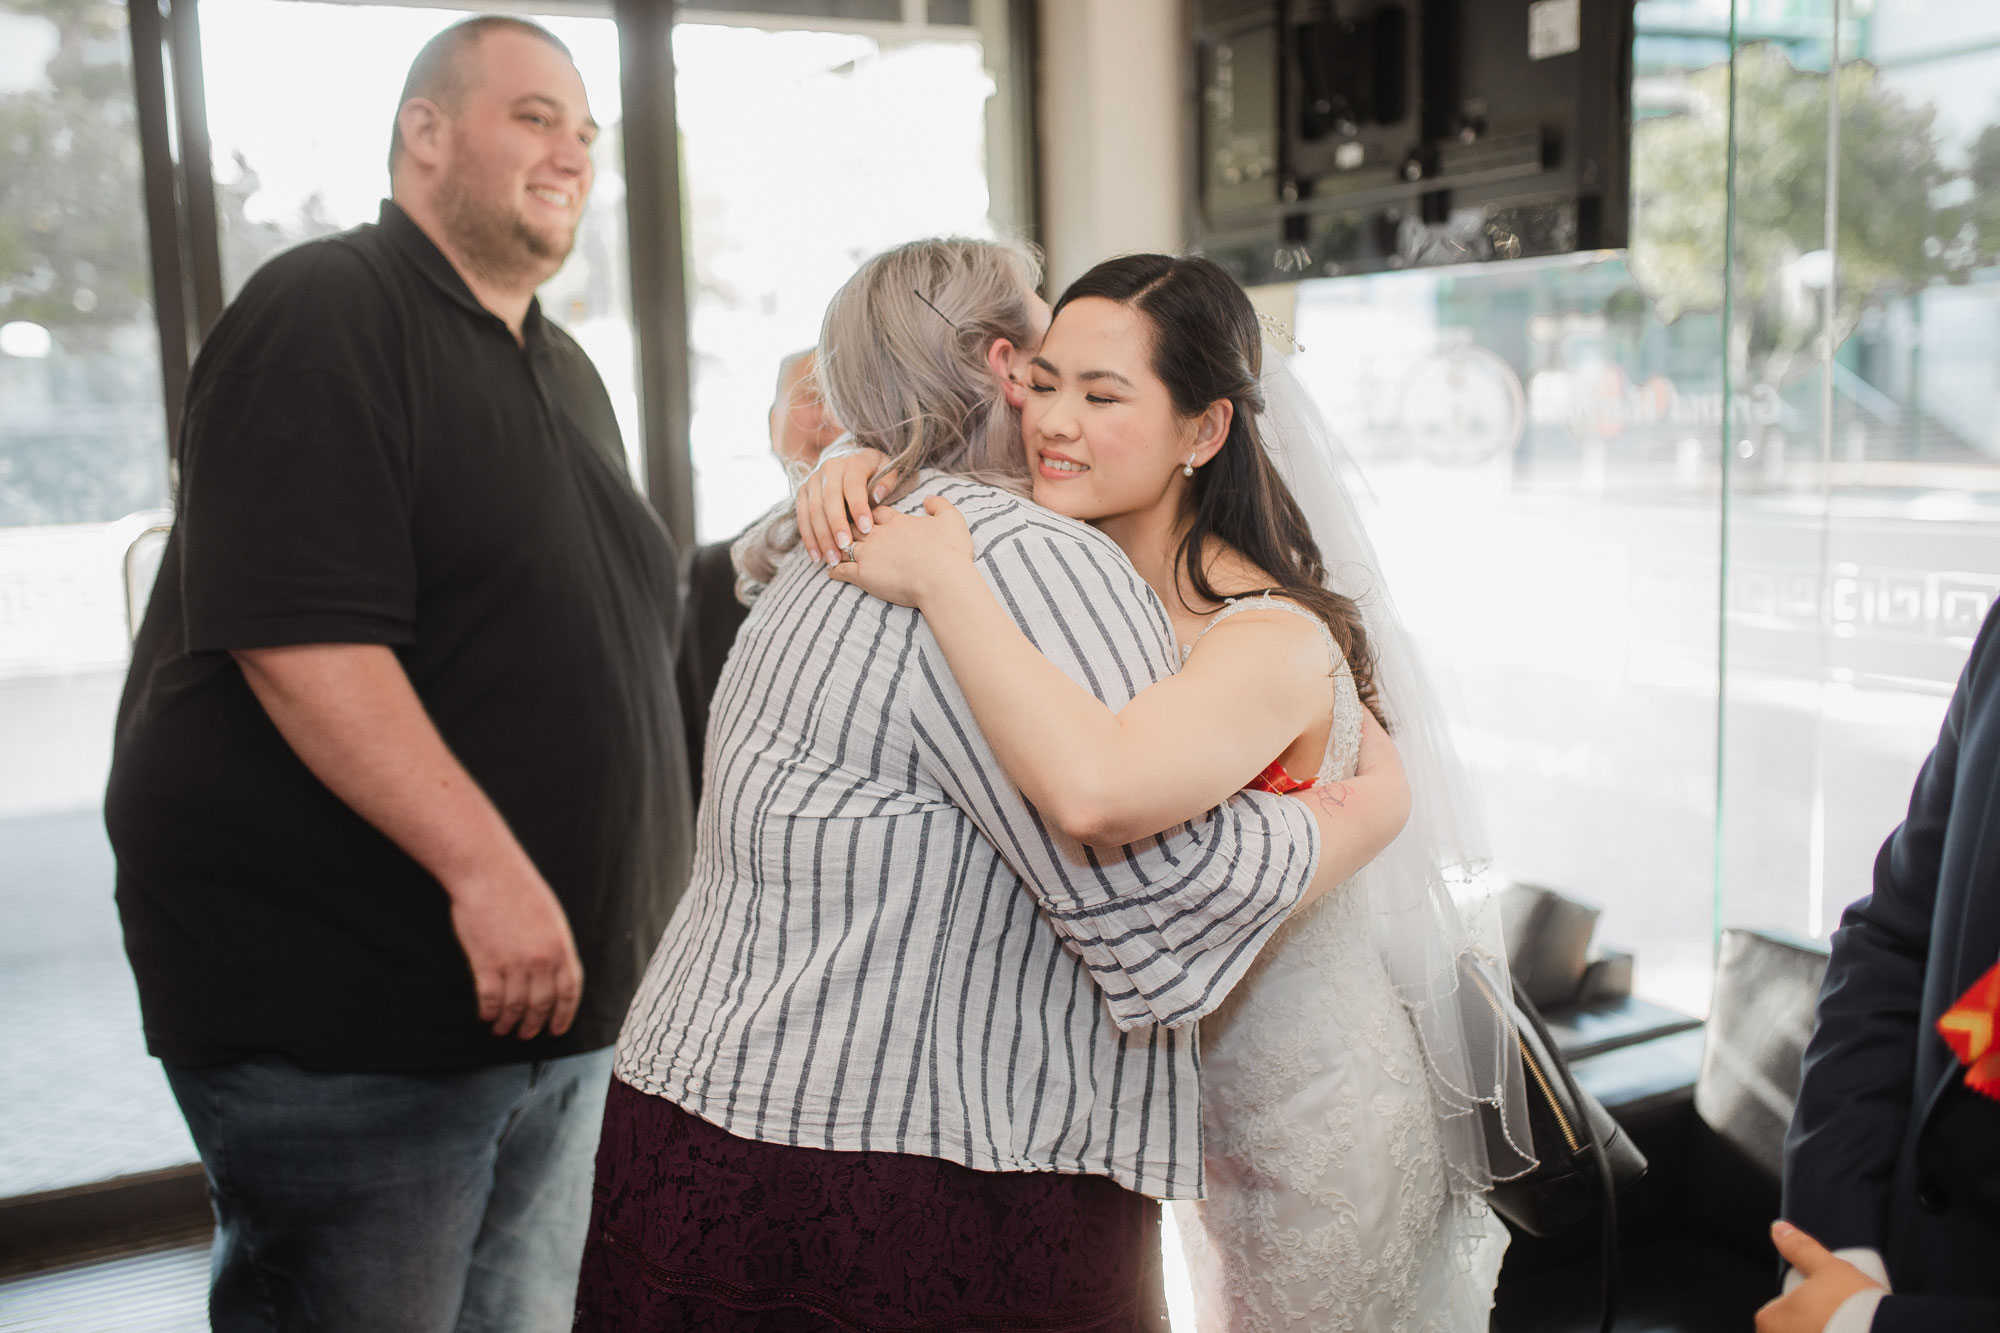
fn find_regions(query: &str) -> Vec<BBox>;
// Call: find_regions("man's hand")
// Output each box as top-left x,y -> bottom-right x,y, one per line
446,864 -> 584,1040
1757,1222 -> 1887,1333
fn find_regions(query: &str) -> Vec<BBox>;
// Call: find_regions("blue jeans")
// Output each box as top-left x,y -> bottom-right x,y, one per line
165,1048 -> 614,1333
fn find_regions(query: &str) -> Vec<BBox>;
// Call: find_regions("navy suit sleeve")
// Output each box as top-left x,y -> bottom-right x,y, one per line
1872,1292 -> 2000,1332
1781,608 -> 2000,1252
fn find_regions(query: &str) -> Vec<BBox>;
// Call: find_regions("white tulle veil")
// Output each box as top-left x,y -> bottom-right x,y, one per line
1255,339 -> 1537,1196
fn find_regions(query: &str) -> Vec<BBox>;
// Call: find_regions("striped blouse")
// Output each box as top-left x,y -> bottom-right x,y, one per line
614,475 -> 1322,1199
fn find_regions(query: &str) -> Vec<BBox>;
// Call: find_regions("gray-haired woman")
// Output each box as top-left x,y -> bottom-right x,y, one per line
574,237 -> 1412,1331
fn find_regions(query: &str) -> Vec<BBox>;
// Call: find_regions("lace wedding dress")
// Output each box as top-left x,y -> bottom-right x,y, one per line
1173,596 -> 1510,1333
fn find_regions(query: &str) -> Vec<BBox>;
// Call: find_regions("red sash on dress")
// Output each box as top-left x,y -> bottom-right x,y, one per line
1245,758 -> 1315,795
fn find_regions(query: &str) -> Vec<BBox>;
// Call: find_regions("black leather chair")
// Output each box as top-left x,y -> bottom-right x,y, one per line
1492,928 -> 1832,1332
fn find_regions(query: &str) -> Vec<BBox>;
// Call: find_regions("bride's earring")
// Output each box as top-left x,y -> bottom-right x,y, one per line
1182,452 -> 1197,478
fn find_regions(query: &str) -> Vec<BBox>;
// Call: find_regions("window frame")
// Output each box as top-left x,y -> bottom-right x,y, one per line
126,0 -> 1035,550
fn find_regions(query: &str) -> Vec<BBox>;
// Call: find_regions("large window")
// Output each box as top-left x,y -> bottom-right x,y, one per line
675,18 -> 1000,540
1712,0 -> 2000,964
197,3 -> 1012,535
1295,258 -> 1727,1011
0,0 -> 184,1201
1292,0 -> 2000,1013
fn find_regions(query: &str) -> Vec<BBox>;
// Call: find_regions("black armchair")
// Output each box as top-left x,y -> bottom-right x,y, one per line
1492,928 -> 1832,1332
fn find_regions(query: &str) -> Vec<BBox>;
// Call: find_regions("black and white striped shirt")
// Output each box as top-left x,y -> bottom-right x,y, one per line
615,476 -> 1321,1198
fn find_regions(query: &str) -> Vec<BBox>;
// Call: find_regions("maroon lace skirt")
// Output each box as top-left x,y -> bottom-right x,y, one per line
574,1077 -> 1168,1332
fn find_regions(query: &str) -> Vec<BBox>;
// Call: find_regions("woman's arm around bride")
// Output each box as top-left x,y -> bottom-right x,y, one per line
827,492 -> 1403,908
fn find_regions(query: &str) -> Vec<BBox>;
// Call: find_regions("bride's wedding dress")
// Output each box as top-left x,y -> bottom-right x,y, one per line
1174,596 -> 1510,1333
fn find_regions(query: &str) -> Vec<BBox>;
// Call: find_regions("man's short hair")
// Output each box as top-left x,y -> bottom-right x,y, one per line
387,15 -> 574,176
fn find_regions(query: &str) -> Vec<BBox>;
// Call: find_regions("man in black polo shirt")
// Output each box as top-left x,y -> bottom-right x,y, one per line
104,16 -> 689,1328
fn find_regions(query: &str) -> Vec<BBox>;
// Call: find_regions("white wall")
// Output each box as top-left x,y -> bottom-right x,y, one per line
1031,0 -> 1300,341
1035,0 -> 1189,291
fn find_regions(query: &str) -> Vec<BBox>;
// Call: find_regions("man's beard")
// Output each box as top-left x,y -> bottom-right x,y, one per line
435,146 -> 575,289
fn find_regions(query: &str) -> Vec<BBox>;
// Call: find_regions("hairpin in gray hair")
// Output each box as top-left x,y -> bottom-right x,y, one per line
1257,312 -> 1305,354
914,289 -> 964,334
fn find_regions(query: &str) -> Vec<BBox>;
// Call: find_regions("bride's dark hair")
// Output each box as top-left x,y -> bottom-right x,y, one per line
1053,254 -> 1383,726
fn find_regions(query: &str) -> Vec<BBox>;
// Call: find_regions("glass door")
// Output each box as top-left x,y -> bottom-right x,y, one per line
1285,0 -> 2000,1014
1715,0 -> 2000,946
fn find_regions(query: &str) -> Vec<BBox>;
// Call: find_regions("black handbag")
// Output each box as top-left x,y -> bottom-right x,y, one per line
1460,957 -> 1648,1333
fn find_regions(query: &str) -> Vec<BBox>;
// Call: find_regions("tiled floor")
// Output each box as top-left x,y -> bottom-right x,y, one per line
0,1243 -> 208,1332
0,808 -> 195,1199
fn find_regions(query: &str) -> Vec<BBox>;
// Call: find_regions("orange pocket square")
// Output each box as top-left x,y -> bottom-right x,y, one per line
1938,960 -> 2000,1103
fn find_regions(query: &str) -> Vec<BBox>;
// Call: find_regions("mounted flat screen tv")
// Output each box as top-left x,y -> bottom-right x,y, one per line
1191,0 -> 1636,284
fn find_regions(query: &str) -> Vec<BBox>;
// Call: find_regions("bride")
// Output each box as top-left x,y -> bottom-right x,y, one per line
803,253 -> 1531,1331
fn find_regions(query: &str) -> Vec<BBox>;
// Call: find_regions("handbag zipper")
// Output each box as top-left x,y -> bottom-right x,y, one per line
1516,1035 -> 1583,1155
1466,964 -> 1585,1156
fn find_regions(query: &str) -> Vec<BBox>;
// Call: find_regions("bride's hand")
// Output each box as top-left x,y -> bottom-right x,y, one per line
825,496 -> 974,608
796,448 -> 898,567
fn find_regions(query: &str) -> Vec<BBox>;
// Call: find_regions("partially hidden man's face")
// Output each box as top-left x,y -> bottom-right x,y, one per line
771,354 -> 845,470
435,29 -> 597,283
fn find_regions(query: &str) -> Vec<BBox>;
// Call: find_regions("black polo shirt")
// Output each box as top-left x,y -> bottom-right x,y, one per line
107,200 -> 692,1072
